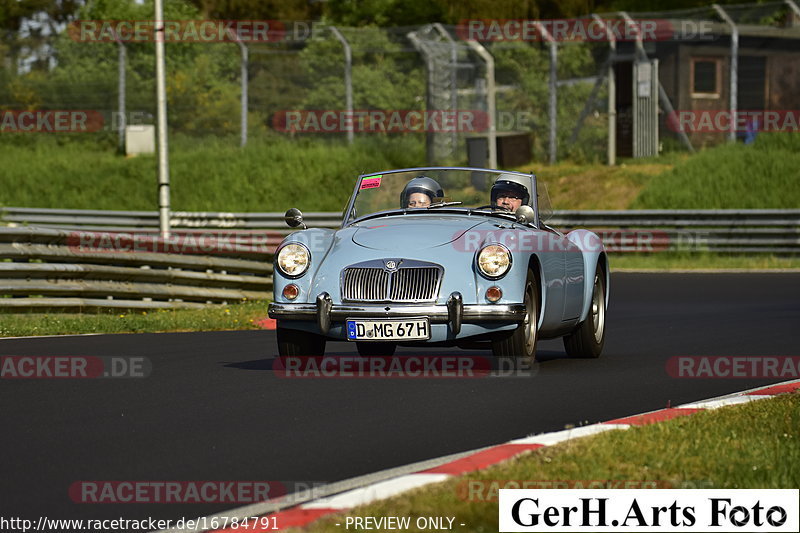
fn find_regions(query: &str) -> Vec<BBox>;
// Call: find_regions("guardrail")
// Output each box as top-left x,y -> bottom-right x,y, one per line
0,207 -> 343,232
0,226 -> 274,310
1,207 -> 797,310
3,207 -> 799,253
550,209 -> 800,254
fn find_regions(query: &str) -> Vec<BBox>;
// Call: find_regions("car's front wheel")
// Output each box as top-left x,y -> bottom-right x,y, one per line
563,266 -> 606,358
491,268 -> 538,363
277,325 -> 326,356
356,342 -> 397,356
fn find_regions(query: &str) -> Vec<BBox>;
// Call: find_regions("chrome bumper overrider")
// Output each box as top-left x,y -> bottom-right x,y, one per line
268,291 -> 526,335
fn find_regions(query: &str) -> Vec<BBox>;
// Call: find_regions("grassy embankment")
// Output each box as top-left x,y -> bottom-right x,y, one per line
295,393 -> 800,533
0,301 -> 270,337
2,132 -> 798,211
0,135 -> 424,212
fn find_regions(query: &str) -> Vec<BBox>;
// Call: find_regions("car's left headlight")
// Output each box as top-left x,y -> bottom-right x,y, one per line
477,244 -> 511,279
276,243 -> 310,277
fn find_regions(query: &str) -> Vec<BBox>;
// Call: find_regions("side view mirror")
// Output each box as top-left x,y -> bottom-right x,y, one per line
514,205 -> 536,225
284,208 -> 306,229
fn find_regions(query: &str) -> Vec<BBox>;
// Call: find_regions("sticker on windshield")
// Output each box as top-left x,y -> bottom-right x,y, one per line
360,176 -> 382,189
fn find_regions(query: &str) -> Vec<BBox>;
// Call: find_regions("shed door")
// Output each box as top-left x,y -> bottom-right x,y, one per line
739,56 -> 766,111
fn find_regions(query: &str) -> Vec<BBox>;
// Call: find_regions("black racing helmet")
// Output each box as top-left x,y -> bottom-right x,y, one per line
490,174 -> 530,206
399,176 -> 444,208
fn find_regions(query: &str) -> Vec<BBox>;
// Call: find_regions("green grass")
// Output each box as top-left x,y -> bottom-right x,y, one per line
631,134 -> 800,209
0,135 -> 424,212
517,156 -> 680,210
296,393 -> 800,532
0,300 -> 270,337
2,133 -> 798,212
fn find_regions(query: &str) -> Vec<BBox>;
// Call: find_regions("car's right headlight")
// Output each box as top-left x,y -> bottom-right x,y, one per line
477,244 -> 511,279
276,243 -> 310,277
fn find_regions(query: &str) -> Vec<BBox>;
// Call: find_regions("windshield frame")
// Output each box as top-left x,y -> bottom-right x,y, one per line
341,167 -> 541,229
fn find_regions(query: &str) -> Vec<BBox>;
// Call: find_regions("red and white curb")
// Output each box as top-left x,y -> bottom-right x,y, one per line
255,317 -> 276,330
177,379 -> 800,533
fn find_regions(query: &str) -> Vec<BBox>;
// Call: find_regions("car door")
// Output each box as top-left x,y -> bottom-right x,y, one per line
561,236 -> 584,321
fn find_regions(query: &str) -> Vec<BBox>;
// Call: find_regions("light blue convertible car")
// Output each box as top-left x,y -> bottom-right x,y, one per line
268,167 -> 608,361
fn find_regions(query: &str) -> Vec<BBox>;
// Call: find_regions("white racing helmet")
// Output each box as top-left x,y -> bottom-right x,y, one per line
490,173 -> 531,206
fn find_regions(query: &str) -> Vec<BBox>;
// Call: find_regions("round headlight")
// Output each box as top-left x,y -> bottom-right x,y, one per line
277,243 -> 310,277
477,244 -> 511,278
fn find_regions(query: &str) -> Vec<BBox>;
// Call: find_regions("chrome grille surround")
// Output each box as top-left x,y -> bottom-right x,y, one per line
340,259 -> 443,303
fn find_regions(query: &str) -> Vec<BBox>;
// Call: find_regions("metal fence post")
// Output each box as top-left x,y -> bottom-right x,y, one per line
713,4 -> 738,143
239,42 -> 248,147
117,40 -> 126,154
407,31 -> 436,164
464,39 -> 496,169
227,29 -> 249,147
330,27 -> 353,144
434,23 -> 459,155
593,15 -> 616,166
532,23 -> 557,164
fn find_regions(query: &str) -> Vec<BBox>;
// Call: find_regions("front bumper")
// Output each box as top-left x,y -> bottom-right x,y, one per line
268,292 -> 526,336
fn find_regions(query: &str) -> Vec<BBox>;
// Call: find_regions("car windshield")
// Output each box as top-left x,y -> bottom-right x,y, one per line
345,168 -> 551,224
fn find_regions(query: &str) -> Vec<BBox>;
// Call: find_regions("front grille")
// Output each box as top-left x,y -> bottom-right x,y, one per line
341,262 -> 442,302
389,267 -> 440,301
342,268 -> 390,301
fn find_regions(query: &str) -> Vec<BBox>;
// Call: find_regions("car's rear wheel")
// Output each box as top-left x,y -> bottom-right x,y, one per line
491,268 -> 538,363
563,266 -> 606,358
277,325 -> 326,356
356,342 -> 397,357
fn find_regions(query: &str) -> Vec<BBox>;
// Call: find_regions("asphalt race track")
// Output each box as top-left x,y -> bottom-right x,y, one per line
2,272 -> 799,526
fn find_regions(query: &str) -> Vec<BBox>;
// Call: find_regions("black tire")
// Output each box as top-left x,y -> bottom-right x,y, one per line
563,266 -> 606,358
491,268 -> 538,363
277,326 -> 326,356
356,342 -> 397,357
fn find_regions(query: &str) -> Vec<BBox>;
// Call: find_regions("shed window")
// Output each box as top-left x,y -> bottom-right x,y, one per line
692,59 -> 720,96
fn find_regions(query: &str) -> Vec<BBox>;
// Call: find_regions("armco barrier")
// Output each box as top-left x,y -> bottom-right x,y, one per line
3,207 -> 798,253
1,208 -> 798,310
0,226 -> 274,310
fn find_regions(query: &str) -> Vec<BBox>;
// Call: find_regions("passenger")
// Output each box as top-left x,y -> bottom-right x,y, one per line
399,176 -> 444,208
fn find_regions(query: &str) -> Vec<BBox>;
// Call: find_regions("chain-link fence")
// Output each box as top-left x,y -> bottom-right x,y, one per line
3,1 -> 800,166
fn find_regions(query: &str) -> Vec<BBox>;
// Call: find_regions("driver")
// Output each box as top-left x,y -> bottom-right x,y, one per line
400,176 -> 444,208
490,174 -> 530,212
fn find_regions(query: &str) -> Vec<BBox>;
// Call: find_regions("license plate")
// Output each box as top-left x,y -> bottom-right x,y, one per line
346,318 -> 430,341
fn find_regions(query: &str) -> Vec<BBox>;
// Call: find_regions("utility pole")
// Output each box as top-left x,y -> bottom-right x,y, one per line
154,0 -> 171,238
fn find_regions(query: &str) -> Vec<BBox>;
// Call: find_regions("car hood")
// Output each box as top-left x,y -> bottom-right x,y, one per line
350,214 -> 487,250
